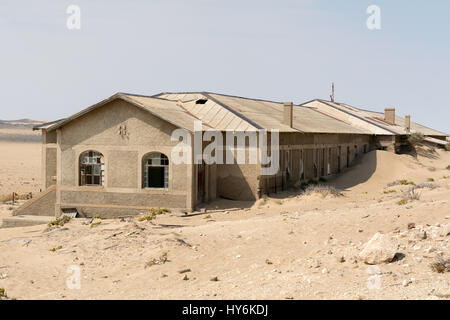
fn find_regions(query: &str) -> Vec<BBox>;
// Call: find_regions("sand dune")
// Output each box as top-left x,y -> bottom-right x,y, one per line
0,147 -> 449,300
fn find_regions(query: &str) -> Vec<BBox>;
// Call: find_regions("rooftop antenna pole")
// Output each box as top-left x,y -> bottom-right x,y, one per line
330,82 -> 335,102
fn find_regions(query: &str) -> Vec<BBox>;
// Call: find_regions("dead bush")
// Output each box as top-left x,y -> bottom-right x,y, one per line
406,189 -> 421,201
387,180 -> 416,187
303,185 -> 343,198
412,183 -> 436,191
430,257 -> 450,273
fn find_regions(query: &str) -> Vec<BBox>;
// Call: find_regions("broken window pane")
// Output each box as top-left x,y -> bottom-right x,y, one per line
79,151 -> 104,186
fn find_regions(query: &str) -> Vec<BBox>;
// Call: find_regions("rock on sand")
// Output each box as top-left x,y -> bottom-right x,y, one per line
359,232 -> 398,265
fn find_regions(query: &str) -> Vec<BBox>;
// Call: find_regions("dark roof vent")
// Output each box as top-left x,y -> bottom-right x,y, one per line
196,99 -> 208,105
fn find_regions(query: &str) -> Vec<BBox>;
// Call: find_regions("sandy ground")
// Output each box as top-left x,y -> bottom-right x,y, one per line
0,130 -> 41,226
0,146 -> 449,300
0,128 -> 41,197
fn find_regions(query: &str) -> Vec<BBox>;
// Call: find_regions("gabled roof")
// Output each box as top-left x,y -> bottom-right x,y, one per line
34,93 -> 212,132
302,99 -> 448,137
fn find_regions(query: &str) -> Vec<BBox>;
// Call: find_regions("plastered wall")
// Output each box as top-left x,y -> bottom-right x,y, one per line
56,99 -> 192,217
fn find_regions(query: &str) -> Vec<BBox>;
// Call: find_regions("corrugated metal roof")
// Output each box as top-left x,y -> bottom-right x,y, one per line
303,99 -> 448,137
157,92 -> 369,134
424,136 -> 448,146
38,91 -> 447,138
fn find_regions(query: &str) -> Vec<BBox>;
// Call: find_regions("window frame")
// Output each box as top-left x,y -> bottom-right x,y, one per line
79,150 -> 105,187
142,152 -> 169,189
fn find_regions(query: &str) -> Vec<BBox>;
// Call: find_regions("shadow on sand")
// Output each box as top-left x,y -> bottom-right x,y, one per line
327,151 -> 378,191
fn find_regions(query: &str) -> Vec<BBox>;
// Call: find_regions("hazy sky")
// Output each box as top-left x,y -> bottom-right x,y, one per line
1,1 -> 449,133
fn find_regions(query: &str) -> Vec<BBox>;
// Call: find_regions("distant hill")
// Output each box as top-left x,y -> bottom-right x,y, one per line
0,119 -> 45,142
0,119 -> 47,129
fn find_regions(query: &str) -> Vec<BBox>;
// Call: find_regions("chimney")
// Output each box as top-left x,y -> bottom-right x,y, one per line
405,115 -> 411,133
330,82 -> 335,102
384,108 -> 395,124
283,102 -> 293,128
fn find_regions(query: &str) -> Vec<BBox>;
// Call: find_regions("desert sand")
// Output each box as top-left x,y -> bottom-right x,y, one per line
0,126 -> 42,227
0,144 -> 449,300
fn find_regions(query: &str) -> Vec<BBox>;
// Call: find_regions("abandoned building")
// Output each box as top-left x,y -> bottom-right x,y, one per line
12,91 -> 448,218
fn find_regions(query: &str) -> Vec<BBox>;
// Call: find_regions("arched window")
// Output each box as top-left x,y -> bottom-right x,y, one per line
142,153 -> 169,189
79,151 -> 104,186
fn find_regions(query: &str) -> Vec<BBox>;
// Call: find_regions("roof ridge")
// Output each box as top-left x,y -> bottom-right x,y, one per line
202,93 -> 265,130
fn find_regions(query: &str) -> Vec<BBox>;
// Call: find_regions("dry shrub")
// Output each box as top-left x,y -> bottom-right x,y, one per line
430,257 -> 450,273
387,180 -> 416,187
412,183 -> 436,190
406,188 -> 421,201
303,185 -> 343,198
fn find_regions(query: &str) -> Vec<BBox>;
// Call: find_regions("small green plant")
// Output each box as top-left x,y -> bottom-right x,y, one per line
50,245 -> 63,252
397,199 -> 407,206
93,214 -> 101,219
204,214 -> 212,219
47,216 -> 71,227
138,215 -> 153,222
384,189 -> 397,194
137,208 -> 171,222
90,221 -> 102,228
261,194 -> 269,202
145,252 -> 168,268
0,288 -> 6,297
399,180 -> 416,186
408,132 -> 424,146
427,178 -> 435,182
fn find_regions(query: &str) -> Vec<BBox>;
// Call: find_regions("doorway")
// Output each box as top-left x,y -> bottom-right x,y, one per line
338,146 -> 341,173
346,146 -> 350,168
197,162 -> 205,204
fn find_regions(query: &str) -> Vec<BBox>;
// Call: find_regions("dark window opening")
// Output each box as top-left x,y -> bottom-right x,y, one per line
196,99 -> 208,105
142,153 -> 169,189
